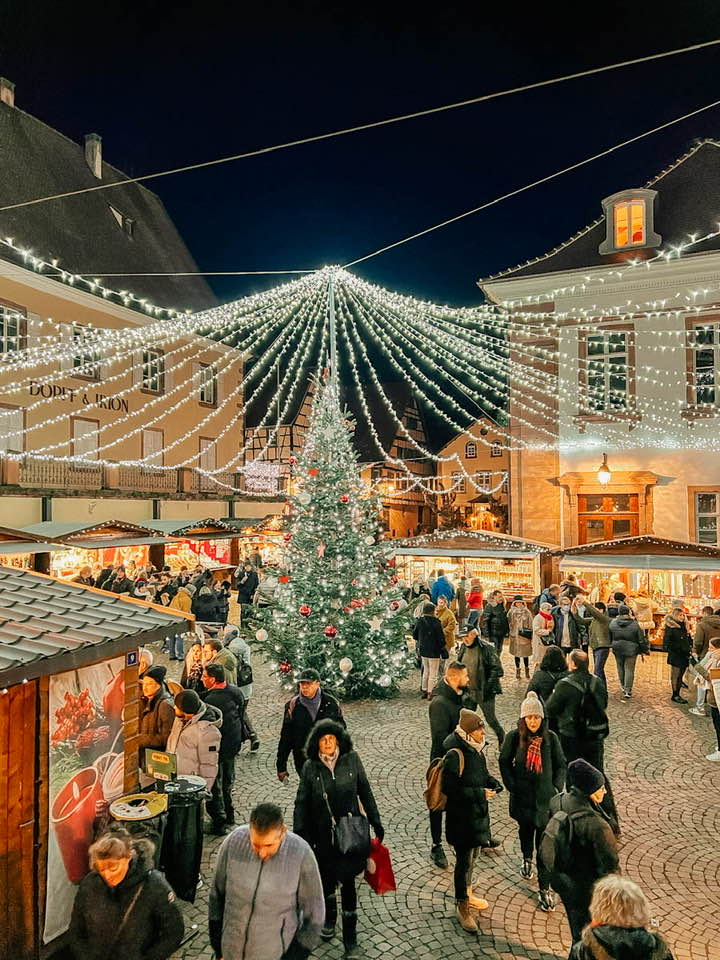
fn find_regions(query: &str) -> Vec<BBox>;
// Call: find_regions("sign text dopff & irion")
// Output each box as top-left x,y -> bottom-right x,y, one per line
29,381 -> 130,413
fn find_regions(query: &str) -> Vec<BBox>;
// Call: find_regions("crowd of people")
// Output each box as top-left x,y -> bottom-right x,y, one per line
67,566 -> 708,960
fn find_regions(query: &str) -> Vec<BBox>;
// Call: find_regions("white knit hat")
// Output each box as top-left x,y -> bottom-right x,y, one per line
520,690 -> 544,719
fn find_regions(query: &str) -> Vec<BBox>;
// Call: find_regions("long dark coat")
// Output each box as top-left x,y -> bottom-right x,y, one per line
441,731 -> 502,849
664,619 -> 692,668
294,720 -> 382,879
276,689 -> 345,775
498,722 -> 566,828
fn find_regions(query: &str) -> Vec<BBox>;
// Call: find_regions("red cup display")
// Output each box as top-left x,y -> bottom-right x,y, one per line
51,766 -> 103,884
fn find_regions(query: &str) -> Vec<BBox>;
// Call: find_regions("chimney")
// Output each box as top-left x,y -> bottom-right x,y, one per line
84,133 -> 103,178
0,78 -> 15,108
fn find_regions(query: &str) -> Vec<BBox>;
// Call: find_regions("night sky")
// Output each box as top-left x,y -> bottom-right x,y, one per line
3,1 -> 720,306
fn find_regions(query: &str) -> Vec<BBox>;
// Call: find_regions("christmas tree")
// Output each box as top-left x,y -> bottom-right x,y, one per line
253,377 -> 412,699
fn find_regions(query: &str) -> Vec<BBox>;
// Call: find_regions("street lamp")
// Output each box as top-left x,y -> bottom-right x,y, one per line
597,453 -> 612,485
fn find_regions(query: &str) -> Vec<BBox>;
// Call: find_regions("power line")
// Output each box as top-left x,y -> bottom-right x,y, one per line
1,38 -> 719,213
74,270 -> 314,277
343,97 -> 720,268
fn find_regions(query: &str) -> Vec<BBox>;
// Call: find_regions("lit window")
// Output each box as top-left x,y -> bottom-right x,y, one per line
451,471 -> 466,493
586,331 -> 629,412
142,350 -> 165,393
476,471 -> 491,487
692,324 -> 720,405
614,200 -> 645,247
696,493 -> 720,544
72,325 -> 101,379
465,441 -> 477,459
490,442 -> 502,458
0,305 -> 21,353
198,364 -> 217,405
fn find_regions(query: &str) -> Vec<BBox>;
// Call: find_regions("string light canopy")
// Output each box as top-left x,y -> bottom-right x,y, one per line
2,259 -> 720,492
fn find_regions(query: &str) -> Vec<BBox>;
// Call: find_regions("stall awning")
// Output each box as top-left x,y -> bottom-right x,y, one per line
144,518 -> 246,540
0,541 -> 60,555
394,529 -> 555,560
394,546 -> 542,560
559,554 -> 720,572
22,521 -> 176,550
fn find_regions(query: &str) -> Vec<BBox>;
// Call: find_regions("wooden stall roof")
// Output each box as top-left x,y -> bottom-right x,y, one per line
21,520 -> 177,549
393,529 -> 557,558
0,567 -> 191,688
549,535 -> 720,559
145,517 -> 242,539
0,525 -> 63,556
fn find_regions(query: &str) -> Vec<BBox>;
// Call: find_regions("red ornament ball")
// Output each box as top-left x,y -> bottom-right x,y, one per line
389,600 -> 400,611
282,532 -> 293,542
308,467 -> 319,476
299,604 -> 312,617
351,579 -> 359,587
390,575 -> 399,584
350,599 -> 363,609
339,494 -> 350,504
324,624 -> 338,638
288,456 -> 298,466
279,661 -> 292,675
342,605 -> 351,613
278,575 -> 290,584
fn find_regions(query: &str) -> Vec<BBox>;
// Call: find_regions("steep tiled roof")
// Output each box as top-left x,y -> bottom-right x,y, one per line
0,100 -> 216,313
480,140 -> 720,284
0,567 -> 190,686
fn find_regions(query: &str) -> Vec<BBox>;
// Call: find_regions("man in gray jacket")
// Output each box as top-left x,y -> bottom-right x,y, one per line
209,802 -> 324,960
166,689 -> 222,789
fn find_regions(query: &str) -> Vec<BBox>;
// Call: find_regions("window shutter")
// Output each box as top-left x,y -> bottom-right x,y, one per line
58,323 -> 73,372
164,354 -> 174,393
132,349 -> 144,386
215,366 -> 225,404
23,312 -> 38,351
192,361 -> 201,399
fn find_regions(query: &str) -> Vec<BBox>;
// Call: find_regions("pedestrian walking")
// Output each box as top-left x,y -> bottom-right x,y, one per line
466,579 -> 484,628
690,637 -> 720,761
294,720 -> 383,958
570,875 -> 675,960
551,595 -> 583,654
192,585 -> 223,624
664,607 -> 692,703
236,561 -> 259,606
544,759 -> 619,948
69,828 -> 183,960
693,605 -> 720,659
436,594 -> 458,655
527,645 -> 568,707
276,668 -> 345,780
582,602 -> 611,685
456,624 -> 506,748
508,596 -> 533,679
427,660 -> 469,869
499,691 -> 565,913
413,602 -> 446,700
531,601 -> 555,669
166,690 -> 222,789
430,568 -> 455,605
456,576 -> 468,624
223,626 -> 260,750
442,709 -> 503,932
480,589 -> 509,657
201,663 -> 246,835
609,605 -> 648,699
209,803 -> 324,960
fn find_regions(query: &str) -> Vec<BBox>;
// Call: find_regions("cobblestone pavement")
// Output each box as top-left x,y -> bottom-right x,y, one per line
163,645 -> 720,960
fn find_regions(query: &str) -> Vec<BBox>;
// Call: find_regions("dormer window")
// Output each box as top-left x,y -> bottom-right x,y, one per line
599,188 -> 660,255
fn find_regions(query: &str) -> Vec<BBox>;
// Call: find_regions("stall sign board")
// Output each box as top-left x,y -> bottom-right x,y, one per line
145,748 -> 177,782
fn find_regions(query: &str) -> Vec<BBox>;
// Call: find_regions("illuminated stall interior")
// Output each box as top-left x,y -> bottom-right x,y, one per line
0,525 -> 61,570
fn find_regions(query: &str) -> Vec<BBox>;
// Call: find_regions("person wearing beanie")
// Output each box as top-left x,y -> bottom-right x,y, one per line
499,690 -> 566,913
456,623 -> 506,748
546,758 -> 619,947
508,596 -> 533,680
165,689 -> 222,789
137,664 -> 174,782
441,708 -> 503,933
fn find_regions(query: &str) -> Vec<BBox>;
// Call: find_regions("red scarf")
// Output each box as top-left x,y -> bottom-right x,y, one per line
525,736 -> 543,774
539,610 -> 553,624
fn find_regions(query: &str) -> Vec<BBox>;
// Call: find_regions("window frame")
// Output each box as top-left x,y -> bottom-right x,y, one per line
683,316 -> 720,418
0,298 -> 27,354
598,188 -> 661,256
0,402 -> 25,454
142,427 -> 165,466
451,471 -> 466,494
688,487 -> 720,544
465,441 -> 477,459
141,349 -> 165,395
71,416 -> 100,460
198,363 -> 218,407
576,322 -> 639,426
71,324 -> 102,381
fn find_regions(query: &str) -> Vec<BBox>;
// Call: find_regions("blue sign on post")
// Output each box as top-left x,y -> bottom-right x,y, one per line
126,650 -> 138,667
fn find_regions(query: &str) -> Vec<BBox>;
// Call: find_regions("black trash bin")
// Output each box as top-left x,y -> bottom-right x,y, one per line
160,775 -> 206,902
109,793 -> 168,868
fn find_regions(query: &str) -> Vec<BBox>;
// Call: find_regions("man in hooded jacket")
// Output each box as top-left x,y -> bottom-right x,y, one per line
166,689 -> 222,789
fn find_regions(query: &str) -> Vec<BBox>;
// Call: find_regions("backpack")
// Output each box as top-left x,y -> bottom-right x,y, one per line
424,748 -> 464,811
237,659 -> 253,686
539,795 -> 590,873
564,674 -> 608,739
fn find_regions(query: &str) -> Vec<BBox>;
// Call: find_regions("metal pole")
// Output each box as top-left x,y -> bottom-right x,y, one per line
328,274 -> 337,387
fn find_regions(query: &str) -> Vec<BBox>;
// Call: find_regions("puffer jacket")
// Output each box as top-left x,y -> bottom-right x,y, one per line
480,601 -> 509,641
165,701 -> 222,788
629,595 -> 656,631
294,720 -> 382,877
527,667 -> 568,705
442,731 -> 502,848
694,613 -> 720,658
436,605 -> 458,650
428,679 -> 464,760
570,924 -> 675,960
609,615 -> 646,657
170,587 -> 193,614
69,844 -> 183,960
548,787 -> 619,906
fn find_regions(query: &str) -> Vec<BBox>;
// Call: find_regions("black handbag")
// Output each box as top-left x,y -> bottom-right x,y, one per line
519,628 -> 533,640
322,782 -> 371,857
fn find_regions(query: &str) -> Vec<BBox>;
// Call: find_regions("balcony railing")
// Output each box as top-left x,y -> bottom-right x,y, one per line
19,458 -> 103,490
116,465 -> 177,493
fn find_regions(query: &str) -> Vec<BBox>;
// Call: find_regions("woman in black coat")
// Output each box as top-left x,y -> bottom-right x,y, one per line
442,709 -> 503,933
413,602 -> 446,700
499,690 -> 565,913
191,585 -> 223,623
527,644 -> 568,708
294,719 -> 383,958
69,828 -> 183,960
664,607 -> 692,703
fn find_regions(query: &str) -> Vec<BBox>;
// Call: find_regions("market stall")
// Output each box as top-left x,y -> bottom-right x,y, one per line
0,567 -> 192,960
145,518 -> 240,580
21,520 -> 177,578
228,513 -> 287,567
0,524 -> 62,570
549,535 -> 720,646
392,529 -> 555,602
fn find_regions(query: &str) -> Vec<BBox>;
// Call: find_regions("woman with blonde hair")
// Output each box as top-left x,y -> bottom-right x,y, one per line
570,875 -> 674,960
69,828 -> 183,960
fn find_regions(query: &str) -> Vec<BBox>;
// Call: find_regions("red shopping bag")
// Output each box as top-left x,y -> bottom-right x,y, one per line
364,838 -> 397,895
